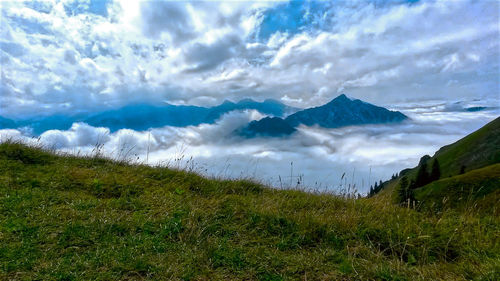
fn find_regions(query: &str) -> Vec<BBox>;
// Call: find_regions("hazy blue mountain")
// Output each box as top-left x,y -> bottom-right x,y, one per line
1,115 -> 77,135
84,104 -> 209,132
0,99 -> 293,134
204,99 -> 293,123
465,106 -> 487,112
238,94 -> 408,138
237,117 -> 297,138
21,115 -> 81,135
0,95 -> 407,136
284,94 -> 407,128
0,116 -> 16,129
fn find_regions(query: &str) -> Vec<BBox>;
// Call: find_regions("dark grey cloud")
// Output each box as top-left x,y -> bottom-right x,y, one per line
184,34 -> 243,72
139,1 -> 196,43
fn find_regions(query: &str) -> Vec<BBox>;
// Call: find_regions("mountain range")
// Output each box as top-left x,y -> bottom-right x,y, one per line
0,95 -> 407,136
0,99 -> 297,135
239,94 -> 408,137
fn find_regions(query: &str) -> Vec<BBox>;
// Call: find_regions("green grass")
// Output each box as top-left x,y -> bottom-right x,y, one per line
414,164 -> 500,213
433,117 -> 500,177
1,142 -> 499,280
374,117 -> 500,202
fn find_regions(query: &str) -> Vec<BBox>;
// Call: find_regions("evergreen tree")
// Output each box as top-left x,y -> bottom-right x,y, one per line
397,176 -> 416,207
408,179 -> 416,190
430,159 -> 441,181
398,176 -> 409,204
459,165 -> 466,175
415,161 -> 429,188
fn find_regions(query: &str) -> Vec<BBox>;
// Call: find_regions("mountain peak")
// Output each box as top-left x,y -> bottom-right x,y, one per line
330,94 -> 352,103
221,100 -> 235,105
237,117 -> 296,138
285,94 -> 407,128
237,98 -> 256,104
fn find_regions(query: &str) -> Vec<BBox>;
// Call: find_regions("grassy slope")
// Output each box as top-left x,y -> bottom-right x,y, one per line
433,117 -> 500,177
375,117 -> 500,203
0,142 -> 499,280
415,164 -> 500,213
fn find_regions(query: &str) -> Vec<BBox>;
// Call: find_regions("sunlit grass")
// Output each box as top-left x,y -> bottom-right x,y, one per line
0,141 -> 498,280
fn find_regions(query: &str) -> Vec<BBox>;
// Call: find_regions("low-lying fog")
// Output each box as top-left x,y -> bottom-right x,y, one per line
1,100 -> 498,194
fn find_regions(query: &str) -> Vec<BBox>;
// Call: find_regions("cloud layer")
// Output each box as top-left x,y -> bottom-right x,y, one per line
1,0 -> 498,117
2,104 -> 498,193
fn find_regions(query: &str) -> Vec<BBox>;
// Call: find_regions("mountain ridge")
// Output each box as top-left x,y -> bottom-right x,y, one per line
0,99 -> 296,135
239,94 -> 408,138
284,94 -> 407,128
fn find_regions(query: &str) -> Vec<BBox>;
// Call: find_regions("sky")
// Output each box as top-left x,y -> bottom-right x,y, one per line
1,0 -> 499,117
1,0 -> 499,193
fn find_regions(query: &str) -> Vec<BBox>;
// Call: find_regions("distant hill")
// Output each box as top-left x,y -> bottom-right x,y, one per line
239,94 -> 408,138
372,117 -> 500,212
236,117 -> 296,138
0,99 -> 296,134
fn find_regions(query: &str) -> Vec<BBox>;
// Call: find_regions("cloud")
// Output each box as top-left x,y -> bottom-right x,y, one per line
183,34 -> 243,72
0,0 -> 498,118
39,122 -> 110,149
138,1 -> 195,42
2,103 -> 498,193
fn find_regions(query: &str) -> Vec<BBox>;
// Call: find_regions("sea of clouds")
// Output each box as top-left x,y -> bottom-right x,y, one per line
1,100 -> 498,194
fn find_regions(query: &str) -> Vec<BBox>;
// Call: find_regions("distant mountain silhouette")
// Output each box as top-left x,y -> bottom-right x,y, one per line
0,99 -> 296,135
285,94 -> 407,128
236,117 -> 297,138
465,106 -> 487,112
0,116 -> 16,129
0,95 -> 408,137
238,94 -> 408,138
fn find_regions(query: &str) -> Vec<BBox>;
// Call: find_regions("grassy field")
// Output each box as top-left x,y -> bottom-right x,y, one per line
414,164 -> 500,213
0,142 -> 499,280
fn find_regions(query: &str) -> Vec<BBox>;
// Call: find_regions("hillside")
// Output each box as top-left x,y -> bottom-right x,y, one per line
414,164 -> 500,212
1,142 -> 499,280
431,117 -> 500,177
372,117 -> 500,210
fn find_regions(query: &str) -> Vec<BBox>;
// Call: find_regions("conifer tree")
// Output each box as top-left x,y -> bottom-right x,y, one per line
430,159 -> 441,181
460,165 -> 466,175
415,161 -> 429,188
398,176 -> 409,204
398,176 -> 416,207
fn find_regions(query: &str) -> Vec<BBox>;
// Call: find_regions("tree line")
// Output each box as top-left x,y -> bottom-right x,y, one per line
398,158 -> 441,206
